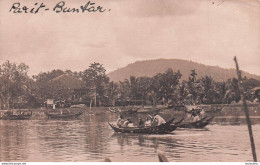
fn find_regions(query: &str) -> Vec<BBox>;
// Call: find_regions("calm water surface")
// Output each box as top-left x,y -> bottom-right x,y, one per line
0,110 -> 259,162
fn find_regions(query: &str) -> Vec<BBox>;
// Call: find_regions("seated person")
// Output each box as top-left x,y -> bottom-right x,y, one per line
190,108 -> 197,117
144,117 -> 152,127
128,119 -> 134,127
122,118 -> 132,128
190,108 -> 201,122
138,118 -> 144,127
193,115 -> 200,122
152,113 -> 166,126
117,115 -> 125,128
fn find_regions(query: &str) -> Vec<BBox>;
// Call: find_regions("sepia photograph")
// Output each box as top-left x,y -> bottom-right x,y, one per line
0,0 -> 259,163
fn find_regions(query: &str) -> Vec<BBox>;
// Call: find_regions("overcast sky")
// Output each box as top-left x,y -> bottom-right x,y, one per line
0,0 -> 259,76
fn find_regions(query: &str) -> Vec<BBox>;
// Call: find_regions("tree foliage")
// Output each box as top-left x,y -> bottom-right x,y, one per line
1,60 -> 259,109
82,63 -> 109,106
0,61 -> 30,109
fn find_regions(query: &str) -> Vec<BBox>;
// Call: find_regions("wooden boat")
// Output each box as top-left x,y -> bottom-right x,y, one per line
120,107 -> 139,114
168,118 -> 185,132
0,110 -> 32,120
108,118 -> 175,134
108,107 -> 120,113
45,109 -> 83,119
185,105 -> 222,113
178,116 -> 214,129
108,107 -> 139,114
137,106 -> 162,113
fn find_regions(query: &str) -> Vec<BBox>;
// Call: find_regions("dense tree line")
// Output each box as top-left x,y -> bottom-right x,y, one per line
0,60 -> 259,109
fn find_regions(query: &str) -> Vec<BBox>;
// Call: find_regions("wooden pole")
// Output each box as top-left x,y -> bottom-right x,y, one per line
234,56 -> 257,162
158,151 -> 169,162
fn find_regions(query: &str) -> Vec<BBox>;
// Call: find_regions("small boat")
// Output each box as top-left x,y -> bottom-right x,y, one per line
108,118 -> 176,134
0,110 -> 32,120
108,107 -> 120,113
178,116 -> 214,129
45,109 -> 83,119
120,107 -> 139,114
70,104 -> 87,109
108,107 -> 139,114
137,106 -> 162,113
168,118 -> 185,132
185,105 -> 222,113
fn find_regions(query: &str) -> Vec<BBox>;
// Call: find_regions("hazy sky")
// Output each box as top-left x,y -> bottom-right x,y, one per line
0,0 -> 259,76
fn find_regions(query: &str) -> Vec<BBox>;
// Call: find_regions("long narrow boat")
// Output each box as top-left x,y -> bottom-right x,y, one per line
178,116 -> 214,129
137,105 -> 166,113
137,108 -> 161,113
168,118 -> 185,132
108,118 -> 175,134
45,110 -> 83,119
0,110 -> 32,120
120,107 -> 139,114
108,107 -> 120,113
108,107 -> 139,114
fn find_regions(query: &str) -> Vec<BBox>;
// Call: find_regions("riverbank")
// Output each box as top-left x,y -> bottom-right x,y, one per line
1,103 -> 259,123
1,103 -> 259,115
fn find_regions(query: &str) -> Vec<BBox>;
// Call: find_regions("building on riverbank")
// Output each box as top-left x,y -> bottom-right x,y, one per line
49,74 -> 87,104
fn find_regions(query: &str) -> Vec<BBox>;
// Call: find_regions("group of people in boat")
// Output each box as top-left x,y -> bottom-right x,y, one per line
189,108 -> 206,122
116,113 -> 166,128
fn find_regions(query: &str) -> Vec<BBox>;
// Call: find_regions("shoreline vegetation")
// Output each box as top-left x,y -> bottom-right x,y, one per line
1,104 -> 259,125
1,103 -> 259,117
0,60 -> 259,110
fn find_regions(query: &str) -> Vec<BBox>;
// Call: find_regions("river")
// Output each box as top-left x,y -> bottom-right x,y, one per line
0,109 -> 259,162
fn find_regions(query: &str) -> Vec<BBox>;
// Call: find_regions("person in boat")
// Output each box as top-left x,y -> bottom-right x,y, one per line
152,113 -> 166,126
117,115 -> 125,128
190,108 -> 197,117
138,118 -> 144,127
144,117 -> 152,127
128,119 -> 134,127
122,118 -> 133,128
190,108 -> 201,122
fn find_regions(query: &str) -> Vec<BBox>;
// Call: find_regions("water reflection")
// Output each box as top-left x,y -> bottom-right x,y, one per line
0,110 -> 260,162
0,121 -> 30,161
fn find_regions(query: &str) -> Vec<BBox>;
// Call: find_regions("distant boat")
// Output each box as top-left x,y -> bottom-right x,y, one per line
136,106 -> 163,113
70,104 -> 87,109
184,105 -> 222,113
0,109 -> 32,120
108,107 -> 139,114
44,109 -> 83,119
178,116 -> 214,129
120,107 -> 139,114
108,118 -> 176,134
108,107 -> 120,113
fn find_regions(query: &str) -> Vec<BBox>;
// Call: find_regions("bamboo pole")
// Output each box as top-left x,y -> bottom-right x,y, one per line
158,151 -> 169,162
234,56 -> 257,162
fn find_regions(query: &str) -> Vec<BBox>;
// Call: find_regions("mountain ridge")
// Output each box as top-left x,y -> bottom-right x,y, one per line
107,59 -> 260,82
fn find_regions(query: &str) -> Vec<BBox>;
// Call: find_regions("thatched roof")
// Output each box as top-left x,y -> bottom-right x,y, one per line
50,74 -> 85,90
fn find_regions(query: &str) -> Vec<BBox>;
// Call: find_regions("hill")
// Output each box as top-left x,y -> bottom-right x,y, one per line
107,59 -> 260,82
